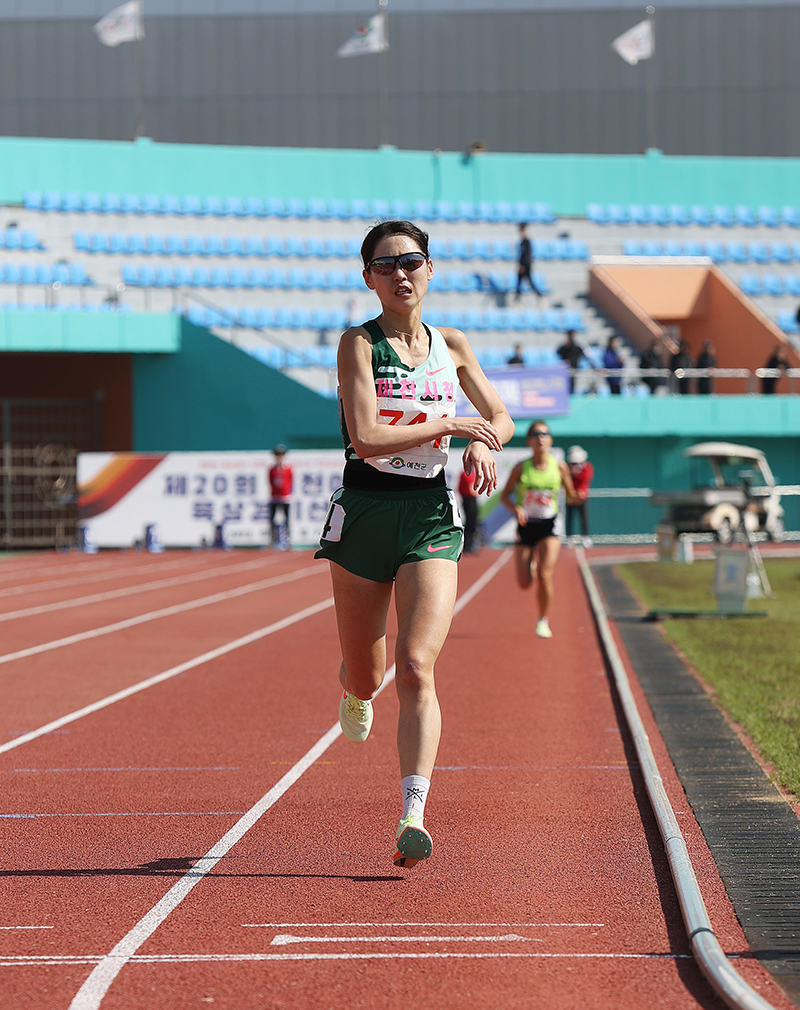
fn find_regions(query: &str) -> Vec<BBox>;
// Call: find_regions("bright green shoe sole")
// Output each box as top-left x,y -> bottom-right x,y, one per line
393,824 -> 433,868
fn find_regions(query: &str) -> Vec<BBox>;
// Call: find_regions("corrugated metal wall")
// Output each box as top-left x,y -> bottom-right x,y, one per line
0,6 -> 796,156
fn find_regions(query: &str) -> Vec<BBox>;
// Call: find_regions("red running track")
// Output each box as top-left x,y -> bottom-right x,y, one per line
0,547 -> 792,1010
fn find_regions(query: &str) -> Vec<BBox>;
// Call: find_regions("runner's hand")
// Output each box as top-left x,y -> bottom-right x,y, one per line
449,416 -> 502,451
462,441 -> 499,495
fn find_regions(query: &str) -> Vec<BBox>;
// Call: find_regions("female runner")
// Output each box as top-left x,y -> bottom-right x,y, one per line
316,220 -> 514,868
500,420 -> 577,639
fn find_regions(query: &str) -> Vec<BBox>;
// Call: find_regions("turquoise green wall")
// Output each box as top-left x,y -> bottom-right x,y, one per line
0,310 -> 179,353
4,136 -> 800,217
132,321 -> 339,451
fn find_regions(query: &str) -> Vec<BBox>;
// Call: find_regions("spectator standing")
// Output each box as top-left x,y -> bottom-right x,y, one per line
507,343 -> 525,366
762,344 -> 789,394
566,445 -> 594,547
639,337 -> 664,394
268,444 -> 293,547
670,339 -> 694,395
516,223 -> 540,300
696,340 -> 716,395
603,336 -> 624,395
458,466 -> 480,554
556,330 -> 587,393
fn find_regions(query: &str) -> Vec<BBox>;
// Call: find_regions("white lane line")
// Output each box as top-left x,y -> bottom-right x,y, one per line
0,596 -> 334,757
8,951 -> 694,967
14,767 -> 240,773
0,564 -> 324,672
0,553 -> 262,600
1,811 -> 246,819
243,921 -> 605,927
0,926 -> 53,930
0,556 -> 284,623
271,933 -> 539,945
67,552 -> 509,1010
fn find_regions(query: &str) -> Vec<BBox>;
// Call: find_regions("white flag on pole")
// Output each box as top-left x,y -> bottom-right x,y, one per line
611,19 -> 653,66
94,0 -> 144,47
337,13 -> 388,58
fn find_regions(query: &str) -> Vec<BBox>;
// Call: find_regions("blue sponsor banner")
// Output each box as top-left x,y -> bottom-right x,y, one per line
457,365 -> 570,418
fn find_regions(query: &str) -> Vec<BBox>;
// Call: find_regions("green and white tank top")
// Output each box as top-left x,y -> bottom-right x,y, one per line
516,455 -> 562,519
341,318 -> 459,481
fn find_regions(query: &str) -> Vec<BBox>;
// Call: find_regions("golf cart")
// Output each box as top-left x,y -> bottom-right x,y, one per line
652,442 -> 785,544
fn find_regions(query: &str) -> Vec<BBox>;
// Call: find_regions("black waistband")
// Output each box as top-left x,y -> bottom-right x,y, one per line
343,459 -> 447,492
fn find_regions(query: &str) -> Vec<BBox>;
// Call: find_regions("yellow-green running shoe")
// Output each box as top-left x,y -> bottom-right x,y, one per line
393,816 -> 433,868
338,691 -> 373,743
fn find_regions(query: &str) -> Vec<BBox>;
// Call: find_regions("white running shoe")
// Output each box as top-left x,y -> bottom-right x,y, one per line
536,618 -> 553,639
338,691 -> 373,743
582,536 -> 593,549
393,816 -> 433,868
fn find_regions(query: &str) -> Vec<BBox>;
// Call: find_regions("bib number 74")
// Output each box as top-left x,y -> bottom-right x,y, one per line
379,409 -> 442,449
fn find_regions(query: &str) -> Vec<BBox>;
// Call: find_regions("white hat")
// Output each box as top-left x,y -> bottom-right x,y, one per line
567,445 -> 588,464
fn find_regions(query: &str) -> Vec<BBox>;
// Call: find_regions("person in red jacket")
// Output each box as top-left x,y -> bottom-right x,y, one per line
458,466 -> 480,553
566,445 -> 594,547
268,445 -> 293,548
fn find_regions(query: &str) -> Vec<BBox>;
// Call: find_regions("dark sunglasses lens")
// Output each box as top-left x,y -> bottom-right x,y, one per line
369,253 -> 427,275
399,253 -> 426,272
369,258 -> 396,275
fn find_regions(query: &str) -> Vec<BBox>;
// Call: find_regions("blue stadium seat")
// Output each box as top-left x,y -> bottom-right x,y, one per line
781,206 -> 800,228
1,230 -> 18,251
224,236 -> 244,257
562,308 -> 587,332
627,204 -> 648,225
308,198 -> 330,219
544,308 -> 564,331
263,236 -> 285,258
23,191 -> 42,210
371,199 -> 391,219
245,197 -> 266,218
243,236 -> 264,257
229,267 -> 248,288
458,202 -> 477,222
42,191 -> 61,212
237,306 -> 258,328
161,195 -> 181,215
464,309 -> 486,331
266,268 -> 288,289
305,237 -> 325,258
758,206 -> 779,228
126,233 -> 146,255
182,195 -> 203,216
210,267 -> 230,288
533,272 -> 551,295
154,266 -> 174,288
191,267 -> 211,287
310,308 -> 330,330
493,239 -> 514,261
784,275 -> 800,297
427,273 -> 448,293
329,308 -> 348,330
290,308 -> 311,329
73,231 -> 90,252
391,200 -> 411,219
585,203 -> 607,224
690,205 -> 711,226
739,275 -> 762,296
476,202 -> 499,223
35,265 -> 53,285
704,241 -> 727,263
307,269 -> 327,290
444,310 -> 464,329
53,264 -> 70,285
510,310 -> 528,332
451,238 -> 471,260
414,201 -> 434,221
533,202 -> 555,224
713,205 -> 733,227
642,241 -> 662,258
513,202 -> 532,223
173,266 -> 192,287
247,267 -> 268,289
226,197 -> 246,218
554,239 -> 575,261
122,194 -> 141,214
264,197 -> 285,218
138,265 -> 156,287
142,194 -> 162,215
668,204 -> 688,225
323,237 -> 346,259
101,193 -> 121,214
569,239 -> 589,260
147,234 -> 168,255
735,205 -> 757,227
485,309 -> 510,332
607,204 -> 629,225
203,235 -> 224,256
345,269 -> 364,289
429,239 -> 449,260
763,274 -> 784,296
777,310 -> 800,334
82,192 -> 101,213
121,264 -> 139,286
749,242 -> 771,264
648,204 -> 668,226
792,243 -> 800,261
345,237 -> 362,258
771,242 -> 792,264
287,198 -> 308,219
328,199 -> 350,219
326,269 -> 347,291
521,309 -> 545,332
88,232 -> 108,253
349,199 -> 370,219
204,196 -> 224,217
727,242 -> 749,263
533,239 -> 555,260
2,265 -> 21,284
62,192 -> 82,212
683,241 -> 704,257
109,233 -> 127,254
471,239 -> 493,261
623,240 -> 642,256
436,201 -> 457,222
663,241 -> 683,257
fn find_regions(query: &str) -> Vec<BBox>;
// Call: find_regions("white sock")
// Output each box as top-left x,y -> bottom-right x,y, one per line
401,775 -> 430,822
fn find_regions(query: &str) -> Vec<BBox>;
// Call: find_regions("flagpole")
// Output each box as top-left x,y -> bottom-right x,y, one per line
644,5 -> 656,150
134,31 -> 145,138
377,0 -> 389,147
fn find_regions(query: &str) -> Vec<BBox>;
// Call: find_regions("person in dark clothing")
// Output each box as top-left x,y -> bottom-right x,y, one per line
556,330 -> 586,393
696,340 -> 716,394
670,339 -> 694,395
638,337 -> 664,394
603,336 -> 624,394
516,223 -> 539,299
762,344 -> 789,394
507,343 -> 525,366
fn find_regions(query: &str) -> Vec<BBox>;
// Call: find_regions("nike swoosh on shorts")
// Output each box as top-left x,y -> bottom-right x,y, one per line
427,543 -> 452,553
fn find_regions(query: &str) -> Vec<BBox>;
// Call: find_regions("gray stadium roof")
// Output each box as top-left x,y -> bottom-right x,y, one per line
0,0 -> 791,17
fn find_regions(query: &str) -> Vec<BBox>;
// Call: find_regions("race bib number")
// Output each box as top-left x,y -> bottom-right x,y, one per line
522,489 -> 556,520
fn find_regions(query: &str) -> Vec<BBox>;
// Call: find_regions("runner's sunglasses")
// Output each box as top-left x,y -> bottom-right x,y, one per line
366,252 -> 429,275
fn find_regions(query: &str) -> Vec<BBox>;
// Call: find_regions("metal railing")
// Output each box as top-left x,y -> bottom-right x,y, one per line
570,367 -> 800,395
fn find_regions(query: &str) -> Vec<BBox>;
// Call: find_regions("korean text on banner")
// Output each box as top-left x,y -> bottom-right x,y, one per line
456,366 -> 570,419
